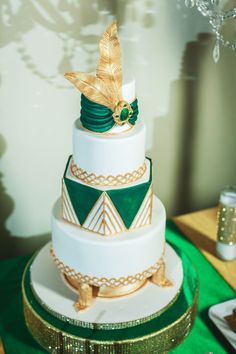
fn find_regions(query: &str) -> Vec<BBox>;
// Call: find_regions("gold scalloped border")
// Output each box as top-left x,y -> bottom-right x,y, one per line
70,160 -> 147,187
50,247 -> 164,288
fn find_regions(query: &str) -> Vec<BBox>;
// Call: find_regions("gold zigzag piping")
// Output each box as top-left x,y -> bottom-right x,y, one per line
131,184 -> 153,229
62,185 -> 75,224
103,193 -> 126,234
70,160 -> 147,187
62,181 -> 80,225
62,181 -> 74,224
86,194 -> 104,229
76,192 -> 126,236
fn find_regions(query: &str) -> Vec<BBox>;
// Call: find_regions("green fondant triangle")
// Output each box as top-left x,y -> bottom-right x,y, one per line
107,182 -> 151,229
64,177 -> 102,225
63,157 -> 102,225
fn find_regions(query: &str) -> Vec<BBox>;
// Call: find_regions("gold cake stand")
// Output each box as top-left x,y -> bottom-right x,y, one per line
22,243 -> 198,354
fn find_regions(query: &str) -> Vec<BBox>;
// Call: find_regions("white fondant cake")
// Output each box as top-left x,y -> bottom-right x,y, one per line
50,22 -> 176,310
52,196 -> 165,279
73,119 -> 146,176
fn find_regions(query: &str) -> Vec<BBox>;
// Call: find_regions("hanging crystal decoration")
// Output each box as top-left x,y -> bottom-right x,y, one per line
185,0 -> 195,8
213,37 -> 220,62
182,0 -> 236,62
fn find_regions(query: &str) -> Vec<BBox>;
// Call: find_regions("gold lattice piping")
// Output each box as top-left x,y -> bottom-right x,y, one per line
70,160 -> 147,186
50,248 -> 164,288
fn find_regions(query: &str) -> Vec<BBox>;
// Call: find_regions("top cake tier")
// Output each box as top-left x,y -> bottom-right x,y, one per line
72,74 -> 146,177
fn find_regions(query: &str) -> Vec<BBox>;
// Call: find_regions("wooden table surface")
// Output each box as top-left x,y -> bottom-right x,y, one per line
173,207 -> 236,292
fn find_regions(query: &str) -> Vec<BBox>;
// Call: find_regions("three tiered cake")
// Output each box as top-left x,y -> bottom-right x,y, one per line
22,22 -> 198,353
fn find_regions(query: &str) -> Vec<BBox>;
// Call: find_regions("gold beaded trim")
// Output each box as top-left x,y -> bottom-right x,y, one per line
22,284 -> 198,354
70,160 -> 147,186
50,248 -> 164,288
217,202 -> 236,245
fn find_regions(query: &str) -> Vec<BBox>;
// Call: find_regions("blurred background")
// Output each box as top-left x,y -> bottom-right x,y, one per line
0,0 -> 236,259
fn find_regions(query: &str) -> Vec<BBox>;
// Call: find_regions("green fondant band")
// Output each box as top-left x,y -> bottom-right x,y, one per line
80,94 -> 139,133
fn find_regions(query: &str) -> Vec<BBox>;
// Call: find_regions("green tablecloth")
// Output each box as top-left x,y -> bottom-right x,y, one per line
0,221 -> 235,354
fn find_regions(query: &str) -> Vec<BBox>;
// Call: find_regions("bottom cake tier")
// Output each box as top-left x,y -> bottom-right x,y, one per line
22,242 -> 198,354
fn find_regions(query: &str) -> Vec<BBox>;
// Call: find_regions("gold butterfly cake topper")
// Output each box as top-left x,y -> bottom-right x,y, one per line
65,21 -> 138,133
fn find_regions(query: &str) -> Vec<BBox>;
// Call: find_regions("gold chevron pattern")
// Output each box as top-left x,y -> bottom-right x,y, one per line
130,184 -> 153,230
61,181 -> 153,235
82,192 -> 126,236
62,181 -> 80,226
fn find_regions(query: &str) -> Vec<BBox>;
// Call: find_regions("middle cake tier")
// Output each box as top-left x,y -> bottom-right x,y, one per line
51,195 -> 165,282
62,156 -> 153,236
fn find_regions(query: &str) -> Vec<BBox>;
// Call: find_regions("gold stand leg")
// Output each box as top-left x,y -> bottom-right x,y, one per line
75,283 -> 93,311
151,260 -> 173,288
